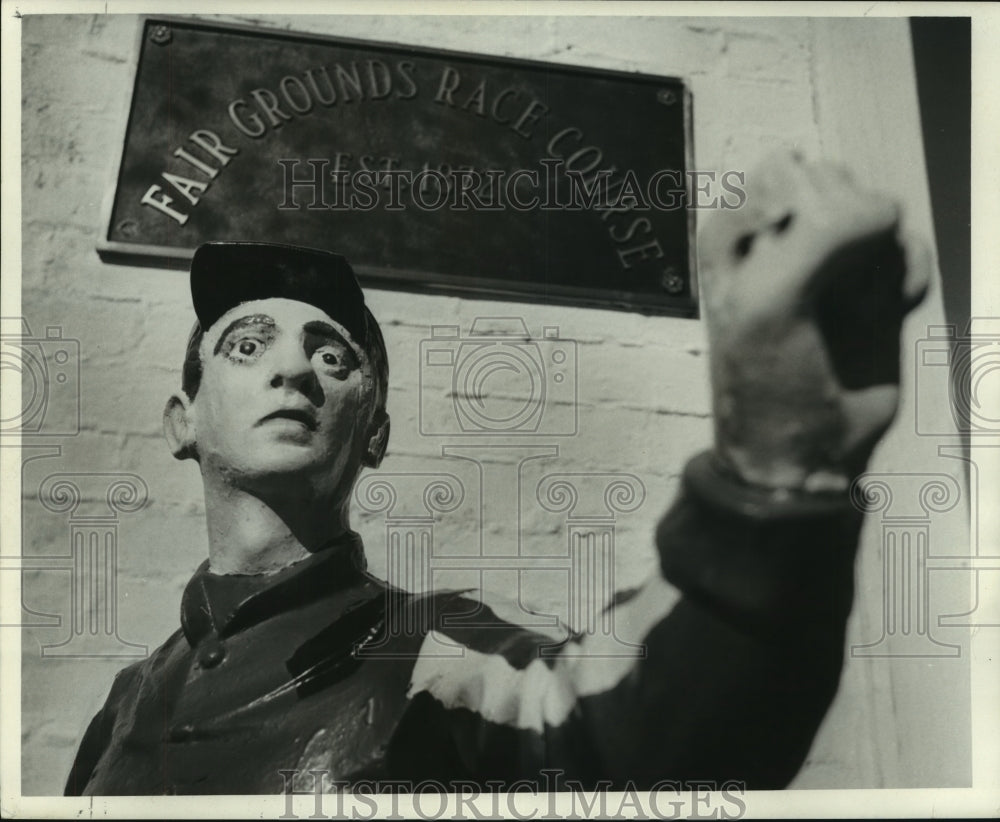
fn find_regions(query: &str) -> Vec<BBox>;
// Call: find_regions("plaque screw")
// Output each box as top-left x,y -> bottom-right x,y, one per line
149,24 -> 172,45
116,219 -> 138,238
657,89 -> 677,106
661,268 -> 684,294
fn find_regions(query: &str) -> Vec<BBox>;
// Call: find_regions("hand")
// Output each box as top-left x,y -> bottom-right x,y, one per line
699,152 -> 931,492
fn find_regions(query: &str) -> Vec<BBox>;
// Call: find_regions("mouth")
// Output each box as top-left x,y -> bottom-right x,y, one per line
258,408 -> 318,431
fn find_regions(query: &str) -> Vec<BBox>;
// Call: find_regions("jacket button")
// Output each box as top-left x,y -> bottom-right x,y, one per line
198,641 -> 226,669
169,724 -> 196,742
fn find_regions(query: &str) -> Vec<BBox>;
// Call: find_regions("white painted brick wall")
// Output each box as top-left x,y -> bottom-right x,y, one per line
16,12 -> 968,794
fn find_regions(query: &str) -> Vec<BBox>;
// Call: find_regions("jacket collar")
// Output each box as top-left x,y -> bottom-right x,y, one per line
180,531 -> 368,646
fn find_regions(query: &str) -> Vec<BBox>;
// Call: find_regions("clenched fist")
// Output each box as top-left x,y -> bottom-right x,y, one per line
700,153 -> 931,492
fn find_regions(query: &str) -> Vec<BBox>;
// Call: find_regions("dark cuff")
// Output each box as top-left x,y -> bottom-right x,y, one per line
657,451 -> 864,639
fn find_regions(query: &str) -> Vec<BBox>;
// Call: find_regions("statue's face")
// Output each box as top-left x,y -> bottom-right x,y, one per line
189,297 -> 374,494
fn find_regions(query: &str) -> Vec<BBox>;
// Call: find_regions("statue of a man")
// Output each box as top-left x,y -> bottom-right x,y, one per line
64,154 -> 928,794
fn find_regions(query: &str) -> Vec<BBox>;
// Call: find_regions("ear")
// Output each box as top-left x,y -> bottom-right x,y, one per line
163,393 -> 198,461
362,410 -> 390,469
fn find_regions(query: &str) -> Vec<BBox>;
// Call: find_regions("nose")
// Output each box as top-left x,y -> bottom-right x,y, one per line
267,338 -> 323,404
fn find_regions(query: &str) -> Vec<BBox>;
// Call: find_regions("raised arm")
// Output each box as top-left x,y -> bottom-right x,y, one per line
392,154 -> 930,790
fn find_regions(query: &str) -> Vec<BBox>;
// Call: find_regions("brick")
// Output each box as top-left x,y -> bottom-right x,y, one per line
575,336 -> 711,415
20,653 -> 130,794
723,77 -> 818,146
724,27 -> 811,82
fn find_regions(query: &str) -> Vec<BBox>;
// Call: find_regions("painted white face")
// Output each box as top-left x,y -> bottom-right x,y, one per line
189,298 -> 374,495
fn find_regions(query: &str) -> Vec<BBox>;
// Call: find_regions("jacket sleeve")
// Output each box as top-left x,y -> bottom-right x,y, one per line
390,450 -> 864,790
64,700 -> 113,795
63,667 -> 133,796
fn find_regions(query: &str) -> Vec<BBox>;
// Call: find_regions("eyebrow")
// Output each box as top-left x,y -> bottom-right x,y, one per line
302,321 -> 353,349
212,315 -> 276,355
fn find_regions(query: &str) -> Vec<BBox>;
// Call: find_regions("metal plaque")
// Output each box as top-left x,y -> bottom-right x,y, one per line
100,17 -> 699,316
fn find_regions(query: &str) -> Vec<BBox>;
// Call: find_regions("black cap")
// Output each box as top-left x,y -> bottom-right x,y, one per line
190,242 -> 372,350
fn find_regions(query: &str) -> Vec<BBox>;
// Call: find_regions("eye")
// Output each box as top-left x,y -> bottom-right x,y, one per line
313,346 -> 351,378
227,336 -> 268,362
